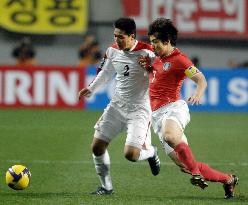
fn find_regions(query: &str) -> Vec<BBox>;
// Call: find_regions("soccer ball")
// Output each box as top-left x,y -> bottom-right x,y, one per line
6,165 -> 31,190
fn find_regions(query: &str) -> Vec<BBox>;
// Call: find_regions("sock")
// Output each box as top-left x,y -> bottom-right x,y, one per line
92,150 -> 113,190
197,162 -> 231,184
174,142 -> 200,175
138,146 -> 155,161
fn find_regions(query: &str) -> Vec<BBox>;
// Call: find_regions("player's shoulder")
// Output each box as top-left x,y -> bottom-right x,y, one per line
173,48 -> 193,67
173,48 -> 190,61
105,43 -> 120,58
173,48 -> 188,58
133,41 -> 153,52
105,43 -> 120,53
110,43 -> 119,49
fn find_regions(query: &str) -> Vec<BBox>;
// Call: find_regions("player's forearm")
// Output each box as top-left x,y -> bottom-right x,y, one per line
194,74 -> 207,98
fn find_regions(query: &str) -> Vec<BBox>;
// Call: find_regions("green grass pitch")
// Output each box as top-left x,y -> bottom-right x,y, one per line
0,109 -> 247,205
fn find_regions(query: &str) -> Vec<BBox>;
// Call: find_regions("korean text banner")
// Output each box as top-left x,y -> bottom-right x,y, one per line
0,65 -> 85,109
122,0 -> 248,38
0,0 -> 88,34
85,66 -> 248,112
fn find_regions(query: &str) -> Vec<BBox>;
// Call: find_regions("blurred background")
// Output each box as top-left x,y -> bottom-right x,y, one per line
0,0 -> 247,110
0,0 -> 248,68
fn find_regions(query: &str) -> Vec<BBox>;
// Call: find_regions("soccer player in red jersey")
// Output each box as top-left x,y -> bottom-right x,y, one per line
138,18 -> 238,199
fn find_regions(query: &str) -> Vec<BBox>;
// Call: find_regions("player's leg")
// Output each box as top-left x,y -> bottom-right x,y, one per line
153,100 -> 207,188
90,103 -> 124,195
166,101 -> 237,193
164,134 -> 236,195
167,146 -> 233,184
141,129 -> 160,176
124,144 -> 160,176
123,129 -> 154,162
124,107 -> 160,175
196,162 -> 231,183
165,134 -> 238,197
123,144 -> 160,176
163,134 -> 191,174
167,146 -> 238,196
162,119 -> 200,175
162,119 -> 208,189
91,136 -> 113,194
169,151 -> 190,174
197,162 -> 239,198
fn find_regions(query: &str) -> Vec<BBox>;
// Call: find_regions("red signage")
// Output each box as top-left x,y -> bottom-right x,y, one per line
0,65 -> 85,109
122,0 -> 248,38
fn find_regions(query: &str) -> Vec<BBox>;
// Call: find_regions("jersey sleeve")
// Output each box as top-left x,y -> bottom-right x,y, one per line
178,54 -> 201,78
140,42 -> 156,63
88,49 -> 115,93
184,65 -> 201,78
147,49 -> 156,63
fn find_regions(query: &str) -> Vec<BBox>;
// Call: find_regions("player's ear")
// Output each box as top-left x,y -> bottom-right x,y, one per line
130,34 -> 135,39
163,40 -> 170,45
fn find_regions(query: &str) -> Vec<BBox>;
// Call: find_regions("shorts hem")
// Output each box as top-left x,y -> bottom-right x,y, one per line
94,130 -> 111,143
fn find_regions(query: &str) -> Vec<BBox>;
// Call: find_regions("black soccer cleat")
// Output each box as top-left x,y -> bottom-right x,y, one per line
148,145 -> 160,176
90,187 -> 114,195
223,175 -> 239,199
190,174 -> 208,189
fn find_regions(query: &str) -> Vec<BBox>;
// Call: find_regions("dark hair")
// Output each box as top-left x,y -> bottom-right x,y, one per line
12,37 -> 35,59
148,18 -> 178,46
114,17 -> 136,37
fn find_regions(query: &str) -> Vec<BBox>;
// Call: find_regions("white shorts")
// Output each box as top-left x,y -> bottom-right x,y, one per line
94,99 -> 152,149
152,100 -> 190,154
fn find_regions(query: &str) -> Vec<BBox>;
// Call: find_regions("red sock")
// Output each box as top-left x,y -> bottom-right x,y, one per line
197,162 -> 230,184
174,142 -> 200,175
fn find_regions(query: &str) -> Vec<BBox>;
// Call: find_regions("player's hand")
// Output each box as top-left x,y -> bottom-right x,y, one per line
78,88 -> 92,100
138,55 -> 152,72
187,96 -> 201,105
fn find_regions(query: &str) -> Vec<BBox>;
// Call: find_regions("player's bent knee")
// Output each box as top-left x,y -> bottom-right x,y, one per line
124,153 -> 138,162
91,144 -> 105,156
124,150 -> 139,162
163,130 -> 174,144
91,139 -> 108,156
163,130 -> 182,147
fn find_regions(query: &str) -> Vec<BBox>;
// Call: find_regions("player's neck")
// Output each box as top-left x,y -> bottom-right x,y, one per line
161,46 -> 174,58
124,39 -> 136,51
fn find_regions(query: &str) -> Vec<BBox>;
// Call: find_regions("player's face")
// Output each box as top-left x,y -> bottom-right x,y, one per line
114,28 -> 135,50
149,35 -> 170,57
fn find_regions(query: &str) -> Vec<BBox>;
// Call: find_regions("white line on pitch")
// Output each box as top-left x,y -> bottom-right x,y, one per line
2,159 -> 248,166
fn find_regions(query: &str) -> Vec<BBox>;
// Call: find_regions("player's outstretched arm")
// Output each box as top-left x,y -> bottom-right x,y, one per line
188,72 -> 207,105
78,88 -> 92,100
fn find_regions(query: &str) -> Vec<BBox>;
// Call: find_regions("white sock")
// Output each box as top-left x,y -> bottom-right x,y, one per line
138,146 -> 155,161
92,150 -> 113,190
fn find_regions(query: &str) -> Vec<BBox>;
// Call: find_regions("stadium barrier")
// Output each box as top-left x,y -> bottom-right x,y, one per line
0,65 -> 84,109
0,65 -> 247,111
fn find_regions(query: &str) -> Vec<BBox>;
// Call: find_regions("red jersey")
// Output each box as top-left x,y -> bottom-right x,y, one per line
149,48 -> 193,111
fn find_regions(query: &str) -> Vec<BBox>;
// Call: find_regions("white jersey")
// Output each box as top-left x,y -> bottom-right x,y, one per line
88,40 -> 155,104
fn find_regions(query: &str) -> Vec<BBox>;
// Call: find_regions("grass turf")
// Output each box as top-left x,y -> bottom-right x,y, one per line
0,109 -> 247,205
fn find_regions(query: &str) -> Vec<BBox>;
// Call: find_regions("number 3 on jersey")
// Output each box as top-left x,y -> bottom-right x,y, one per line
124,65 -> 129,76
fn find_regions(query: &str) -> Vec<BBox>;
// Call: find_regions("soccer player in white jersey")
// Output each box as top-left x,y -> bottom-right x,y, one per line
78,17 -> 160,195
